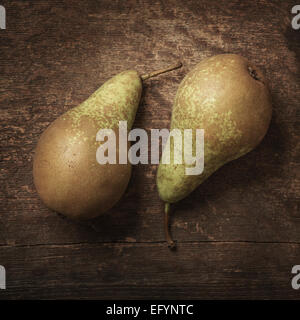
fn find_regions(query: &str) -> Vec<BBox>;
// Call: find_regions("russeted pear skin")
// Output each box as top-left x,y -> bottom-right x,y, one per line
33,70 -> 142,219
157,54 -> 272,204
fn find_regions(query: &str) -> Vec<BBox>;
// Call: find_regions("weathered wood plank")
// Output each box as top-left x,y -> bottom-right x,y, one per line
1,0 -> 299,246
0,242 -> 300,299
0,157 -> 300,246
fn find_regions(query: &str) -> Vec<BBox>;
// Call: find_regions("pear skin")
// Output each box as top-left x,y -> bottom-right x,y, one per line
157,54 -> 272,230
34,62 -> 182,220
33,70 -> 142,219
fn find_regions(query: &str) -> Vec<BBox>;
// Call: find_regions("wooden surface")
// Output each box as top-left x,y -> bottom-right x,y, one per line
0,0 -> 299,299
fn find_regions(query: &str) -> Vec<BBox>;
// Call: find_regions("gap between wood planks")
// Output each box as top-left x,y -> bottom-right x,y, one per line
0,239 -> 300,249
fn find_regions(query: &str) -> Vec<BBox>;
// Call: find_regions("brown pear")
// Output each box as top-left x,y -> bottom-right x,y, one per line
156,54 -> 272,247
34,62 -> 182,220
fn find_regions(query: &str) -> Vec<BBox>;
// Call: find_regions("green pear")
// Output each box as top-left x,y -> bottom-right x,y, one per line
157,54 -> 272,247
34,62 -> 182,220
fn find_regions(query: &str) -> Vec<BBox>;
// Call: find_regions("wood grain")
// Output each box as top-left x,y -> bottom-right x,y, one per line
0,0 -> 299,299
2,242 -> 300,299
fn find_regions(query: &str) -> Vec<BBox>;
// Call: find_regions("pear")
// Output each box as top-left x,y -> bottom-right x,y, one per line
157,54 -> 272,248
34,62 -> 182,220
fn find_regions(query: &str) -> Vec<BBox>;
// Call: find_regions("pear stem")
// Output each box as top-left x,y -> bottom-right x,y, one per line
164,203 -> 176,249
141,61 -> 182,81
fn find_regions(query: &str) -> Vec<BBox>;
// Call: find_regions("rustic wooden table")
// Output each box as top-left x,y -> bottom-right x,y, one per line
0,0 -> 299,299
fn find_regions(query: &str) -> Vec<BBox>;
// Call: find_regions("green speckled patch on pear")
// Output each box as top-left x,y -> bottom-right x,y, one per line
157,54 -> 270,203
67,70 -> 142,131
216,111 -> 242,144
